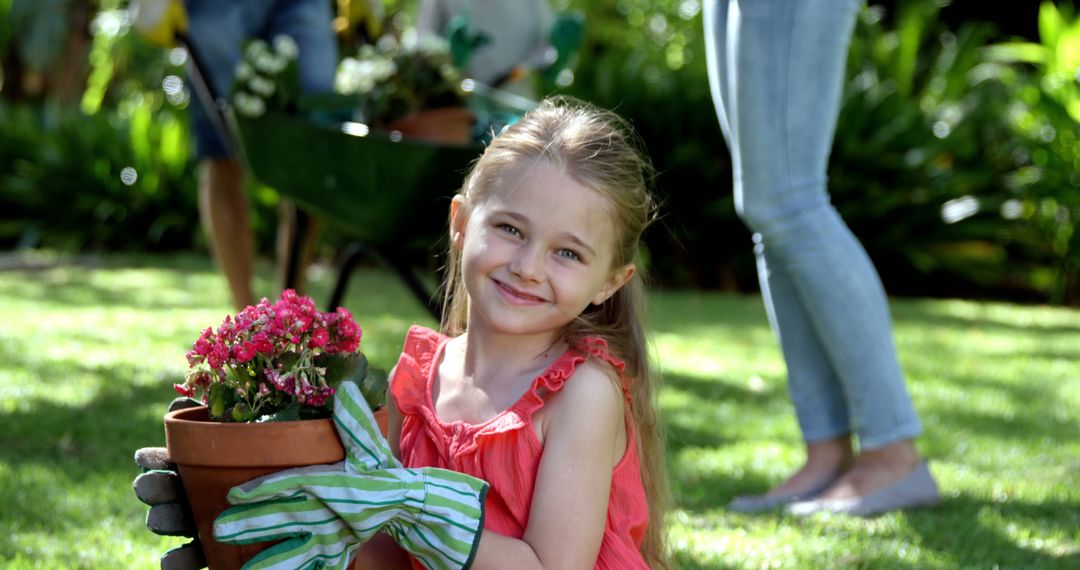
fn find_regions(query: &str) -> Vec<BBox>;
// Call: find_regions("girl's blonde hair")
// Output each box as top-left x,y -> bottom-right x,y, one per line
441,96 -> 670,569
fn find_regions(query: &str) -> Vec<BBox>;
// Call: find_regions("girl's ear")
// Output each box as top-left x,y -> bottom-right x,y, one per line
449,194 -> 467,251
592,263 -> 636,306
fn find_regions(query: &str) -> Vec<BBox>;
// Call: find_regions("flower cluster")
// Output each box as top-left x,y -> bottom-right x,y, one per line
232,35 -> 300,118
334,34 -> 467,126
175,290 -> 366,422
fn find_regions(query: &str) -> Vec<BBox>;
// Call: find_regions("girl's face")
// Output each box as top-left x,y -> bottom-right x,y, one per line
450,160 -> 635,340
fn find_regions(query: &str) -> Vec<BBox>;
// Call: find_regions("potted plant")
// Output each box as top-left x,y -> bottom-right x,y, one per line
164,289 -> 386,570
333,34 -> 475,144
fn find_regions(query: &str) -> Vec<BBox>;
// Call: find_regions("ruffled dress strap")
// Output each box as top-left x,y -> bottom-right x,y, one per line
574,336 -> 633,404
390,325 -> 448,417
509,335 -> 634,421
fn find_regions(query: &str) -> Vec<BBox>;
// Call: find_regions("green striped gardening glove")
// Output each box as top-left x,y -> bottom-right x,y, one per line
213,381 -> 489,570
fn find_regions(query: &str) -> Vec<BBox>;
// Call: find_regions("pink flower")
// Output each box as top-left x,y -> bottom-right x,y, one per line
178,289 -> 367,422
296,315 -> 313,332
233,341 -> 256,363
308,328 -> 329,348
192,371 -> 212,387
251,332 -> 274,355
192,328 -> 214,356
207,342 -> 229,369
185,350 -> 203,367
174,383 -> 194,398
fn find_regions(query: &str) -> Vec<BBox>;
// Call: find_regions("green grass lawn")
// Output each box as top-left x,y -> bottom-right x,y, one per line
1,252 -> 1077,569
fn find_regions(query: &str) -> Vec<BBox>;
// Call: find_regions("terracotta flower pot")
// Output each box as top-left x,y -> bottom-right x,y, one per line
386,106 -> 476,146
164,406 -> 389,570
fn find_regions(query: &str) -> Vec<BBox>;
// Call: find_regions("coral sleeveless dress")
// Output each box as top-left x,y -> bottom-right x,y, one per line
390,325 -> 650,569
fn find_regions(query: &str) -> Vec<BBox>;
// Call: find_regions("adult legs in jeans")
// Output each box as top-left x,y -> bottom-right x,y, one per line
185,0 -> 337,310
705,0 -> 928,506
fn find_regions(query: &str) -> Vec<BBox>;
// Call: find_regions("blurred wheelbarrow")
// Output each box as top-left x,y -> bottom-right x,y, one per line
229,110 -> 481,318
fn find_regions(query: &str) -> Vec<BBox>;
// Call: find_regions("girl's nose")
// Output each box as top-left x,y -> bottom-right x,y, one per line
509,245 -> 545,282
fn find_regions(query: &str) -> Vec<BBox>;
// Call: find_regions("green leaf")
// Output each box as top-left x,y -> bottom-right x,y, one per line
209,383 -> 228,420
982,42 -> 1047,65
1040,1 -> 1064,50
232,402 -> 253,422
359,368 -> 388,410
261,404 -> 301,422
320,352 -> 368,388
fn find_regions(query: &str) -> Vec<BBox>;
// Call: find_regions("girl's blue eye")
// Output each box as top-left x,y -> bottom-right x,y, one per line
497,224 -> 521,236
557,249 -> 582,262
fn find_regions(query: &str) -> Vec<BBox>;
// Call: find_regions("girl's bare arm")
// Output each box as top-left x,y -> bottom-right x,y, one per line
471,360 -> 626,569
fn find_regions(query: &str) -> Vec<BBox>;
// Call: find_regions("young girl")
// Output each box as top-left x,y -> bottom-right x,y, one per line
210,97 -> 670,570
375,97 -> 669,569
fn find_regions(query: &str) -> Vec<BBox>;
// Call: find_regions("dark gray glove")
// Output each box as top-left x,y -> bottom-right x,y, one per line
133,398 -> 207,570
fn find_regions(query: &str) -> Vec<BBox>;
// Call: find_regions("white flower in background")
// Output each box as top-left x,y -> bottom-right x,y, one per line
375,34 -> 399,53
334,56 -> 396,95
255,52 -> 286,74
235,61 -> 254,82
335,57 -> 362,93
369,58 -> 396,83
273,35 -> 299,60
245,39 -> 269,62
416,35 -> 449,57
234,91 -> 266,118
248,75 -> 276,97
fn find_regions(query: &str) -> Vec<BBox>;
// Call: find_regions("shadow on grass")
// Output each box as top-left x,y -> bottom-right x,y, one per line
660,370 -> 791,452
649,290 -> 769,332
0,364 -> 172,555
894,302 -> 1080,337
0,372 -> 169,470
905,495 -> 1080,569
671,464 -> 776,513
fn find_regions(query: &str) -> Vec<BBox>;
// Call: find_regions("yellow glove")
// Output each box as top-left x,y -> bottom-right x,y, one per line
335,0 -> 383,39
130,0 -> 189,47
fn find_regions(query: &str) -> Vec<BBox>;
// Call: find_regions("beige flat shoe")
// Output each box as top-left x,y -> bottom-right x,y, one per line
787,461 -> 940,517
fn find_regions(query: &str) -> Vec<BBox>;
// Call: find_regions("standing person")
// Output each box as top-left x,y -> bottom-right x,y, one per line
704,0 -> 940,515
137,98 -> 671,569
184,0 -> 338,309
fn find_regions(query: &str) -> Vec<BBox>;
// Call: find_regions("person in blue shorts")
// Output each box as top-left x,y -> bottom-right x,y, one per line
184,0 -> 338,309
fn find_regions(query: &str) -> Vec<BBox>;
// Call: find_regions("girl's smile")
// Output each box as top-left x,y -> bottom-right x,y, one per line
492,278 -> 547,305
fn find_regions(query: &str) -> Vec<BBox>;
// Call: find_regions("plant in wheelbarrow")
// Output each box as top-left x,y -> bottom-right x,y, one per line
231,31 -> 475,146
334,34 -> 475,144
133,289 -> 388,570
230,35 -> 304,120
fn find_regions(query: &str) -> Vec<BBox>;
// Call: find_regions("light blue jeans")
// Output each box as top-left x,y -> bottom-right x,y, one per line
184,0 -> 338,159
704,0 -> 922,449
